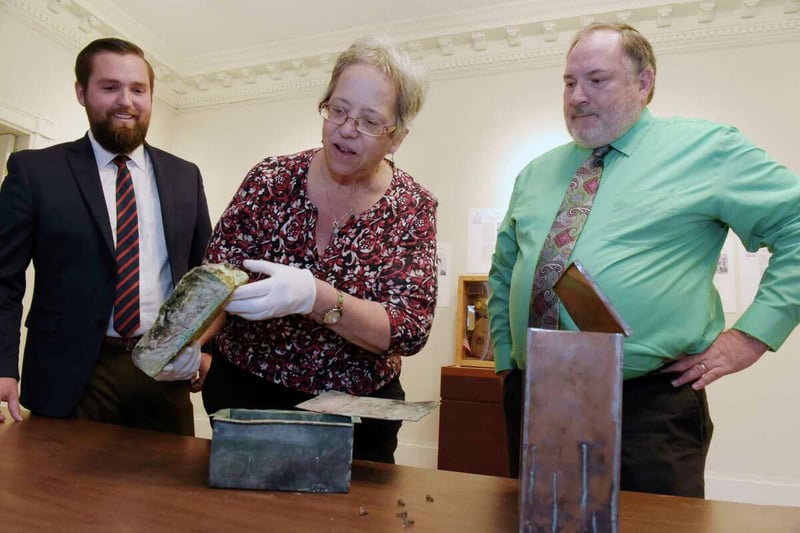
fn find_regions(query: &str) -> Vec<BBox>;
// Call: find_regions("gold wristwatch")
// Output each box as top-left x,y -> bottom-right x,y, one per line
322,291 -> 345,325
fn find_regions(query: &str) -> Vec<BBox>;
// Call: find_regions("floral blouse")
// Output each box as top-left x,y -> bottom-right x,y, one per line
204,149 -> 438,395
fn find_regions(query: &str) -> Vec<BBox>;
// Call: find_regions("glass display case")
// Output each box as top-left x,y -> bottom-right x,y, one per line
455,275 -> 494,368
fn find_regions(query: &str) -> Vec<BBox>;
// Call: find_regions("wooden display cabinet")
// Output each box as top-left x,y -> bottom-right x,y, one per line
455,275 -> 494,368
437,365 -> 509,477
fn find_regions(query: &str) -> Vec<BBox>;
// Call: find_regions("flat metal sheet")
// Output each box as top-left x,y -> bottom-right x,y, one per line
296,391 -> 439,422
554,261 -> 632,336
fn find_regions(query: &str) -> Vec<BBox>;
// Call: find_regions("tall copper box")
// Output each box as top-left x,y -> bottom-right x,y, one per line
519,262 -> 631,533
209,409 -> 354,493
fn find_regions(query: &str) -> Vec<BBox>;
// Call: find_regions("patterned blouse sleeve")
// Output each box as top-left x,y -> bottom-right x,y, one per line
381,183 -> 438,357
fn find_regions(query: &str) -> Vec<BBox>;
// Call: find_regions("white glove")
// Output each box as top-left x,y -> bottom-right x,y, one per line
225,259 -> 317,321
154,341 -> 201,382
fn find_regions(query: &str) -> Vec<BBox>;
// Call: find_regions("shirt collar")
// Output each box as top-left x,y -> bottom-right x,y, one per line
608,107 -> 653,157
86,130 -> 147,170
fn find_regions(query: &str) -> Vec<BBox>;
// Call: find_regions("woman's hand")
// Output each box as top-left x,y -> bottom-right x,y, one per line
154,341 -> 202,381
225,260 -> 317,321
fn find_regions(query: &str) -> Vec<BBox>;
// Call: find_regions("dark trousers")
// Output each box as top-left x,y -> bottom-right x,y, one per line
202,354 -> 405,464
71,344 -> 194,436
503,367 -> 713,497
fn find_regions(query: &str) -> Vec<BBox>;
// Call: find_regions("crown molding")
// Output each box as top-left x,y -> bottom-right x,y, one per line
3,0 -> 798,110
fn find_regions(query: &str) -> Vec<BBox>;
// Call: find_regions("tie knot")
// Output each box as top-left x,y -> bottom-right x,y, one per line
589,145 -> 612,167
112,155 -> 130,169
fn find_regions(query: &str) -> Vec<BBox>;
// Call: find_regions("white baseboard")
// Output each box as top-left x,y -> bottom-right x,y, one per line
392,444 -> 800,508
194,414 -> 212,439
706,471 -> 800,507
394,441 -> 438,469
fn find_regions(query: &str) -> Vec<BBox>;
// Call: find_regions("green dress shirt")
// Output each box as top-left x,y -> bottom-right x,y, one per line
488,108 -> 800,379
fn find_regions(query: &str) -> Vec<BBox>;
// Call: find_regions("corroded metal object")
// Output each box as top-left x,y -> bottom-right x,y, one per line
209,409 -> 354,493
519,262 -> 630,533
132,263 -> 248,377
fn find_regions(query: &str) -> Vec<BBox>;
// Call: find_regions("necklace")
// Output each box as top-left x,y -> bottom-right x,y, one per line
325,178 -> 371,236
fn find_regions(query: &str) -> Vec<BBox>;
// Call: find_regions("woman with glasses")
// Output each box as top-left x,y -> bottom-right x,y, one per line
199,37 -> 437,463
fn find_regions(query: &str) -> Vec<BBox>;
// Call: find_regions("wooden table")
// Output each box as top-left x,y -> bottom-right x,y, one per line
2,408 -> 799,532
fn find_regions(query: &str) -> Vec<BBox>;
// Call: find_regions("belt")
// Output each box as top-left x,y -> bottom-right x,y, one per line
625,363 -> 679,385
102,336 -> 142,351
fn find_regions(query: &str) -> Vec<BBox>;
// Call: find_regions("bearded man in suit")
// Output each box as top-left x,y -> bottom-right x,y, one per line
0,38 -> 212,435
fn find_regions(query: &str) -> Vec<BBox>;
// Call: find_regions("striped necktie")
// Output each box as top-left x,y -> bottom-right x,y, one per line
112,155 -> 140,337
529,145 -> 612,329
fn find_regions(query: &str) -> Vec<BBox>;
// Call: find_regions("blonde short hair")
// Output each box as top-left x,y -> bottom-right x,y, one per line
320,36 -> 428,137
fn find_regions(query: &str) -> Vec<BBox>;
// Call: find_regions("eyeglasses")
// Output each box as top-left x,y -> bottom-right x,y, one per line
319,103 -> 398,137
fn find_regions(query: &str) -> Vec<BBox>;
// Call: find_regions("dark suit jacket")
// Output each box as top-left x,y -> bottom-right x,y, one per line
0,135 -> 212,416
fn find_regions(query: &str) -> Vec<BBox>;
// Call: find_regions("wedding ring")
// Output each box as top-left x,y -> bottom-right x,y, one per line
697,362 -> 709,374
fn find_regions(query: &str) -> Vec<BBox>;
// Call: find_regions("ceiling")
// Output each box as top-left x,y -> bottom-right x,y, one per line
101,0 -> 498,58
5,0 -> 799,109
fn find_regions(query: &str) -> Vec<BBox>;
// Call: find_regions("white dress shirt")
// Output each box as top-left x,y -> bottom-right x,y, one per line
87,131 -> 173,337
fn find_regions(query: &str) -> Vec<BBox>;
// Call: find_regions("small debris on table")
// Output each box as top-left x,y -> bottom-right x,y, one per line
395,497 -> 415,527
358,506 -> 368,517
425,494 -> 434,503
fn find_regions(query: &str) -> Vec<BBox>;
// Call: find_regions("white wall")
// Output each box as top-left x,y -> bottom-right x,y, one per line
0,14 -> 84,143
3,11 -> 800,506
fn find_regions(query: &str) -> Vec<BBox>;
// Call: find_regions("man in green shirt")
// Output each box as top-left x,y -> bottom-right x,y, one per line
488,22 -> 800,497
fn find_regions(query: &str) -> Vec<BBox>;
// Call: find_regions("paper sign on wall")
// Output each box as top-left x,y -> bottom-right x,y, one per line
466,208 -> 505,274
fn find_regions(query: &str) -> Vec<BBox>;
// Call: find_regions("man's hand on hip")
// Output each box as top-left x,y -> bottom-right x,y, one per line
664,329 -> 767,390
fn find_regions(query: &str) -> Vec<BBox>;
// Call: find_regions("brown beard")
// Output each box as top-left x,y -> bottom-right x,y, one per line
90,113 -> 149,154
